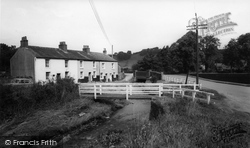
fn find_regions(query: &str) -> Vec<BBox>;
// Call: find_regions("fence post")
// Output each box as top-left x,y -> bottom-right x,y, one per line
181,90 -> 185,98
130,84 -> 132,95
94,84 -> 97,99
126,84 -> 128,100
158,84 -> 161,97
207,94 -> 210,104
194,83 -> 196,90
192,92 -> 196,101
200,83 -> 202,90
172,88 -> 175,98
100,84 -> 102,95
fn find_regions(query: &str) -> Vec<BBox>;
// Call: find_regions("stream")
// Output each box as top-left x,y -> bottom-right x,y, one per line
63,99 -> 151,147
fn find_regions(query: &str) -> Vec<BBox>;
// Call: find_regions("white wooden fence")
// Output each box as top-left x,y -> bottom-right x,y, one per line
78,83 -> 213,104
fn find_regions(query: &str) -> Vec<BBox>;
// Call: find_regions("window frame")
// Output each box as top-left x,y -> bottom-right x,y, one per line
93,61 -> 96,68
102,63 -> 105,69
80,60 -> 84,68
45,59 -> 50,67
65,60 -> 68,68
80,71 -> 84,79
100,73 -> 103,79
46,72 -> 50,80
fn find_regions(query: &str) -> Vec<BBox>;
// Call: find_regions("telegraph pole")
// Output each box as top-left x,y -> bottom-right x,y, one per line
112,45 -> 113,58
187,13 -> 207,84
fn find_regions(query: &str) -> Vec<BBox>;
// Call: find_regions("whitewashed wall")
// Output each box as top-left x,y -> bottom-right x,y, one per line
35,58 -> 78,83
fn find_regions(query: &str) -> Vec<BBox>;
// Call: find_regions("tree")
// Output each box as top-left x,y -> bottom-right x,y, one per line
200,35 -> 221,72
223,39 -> 242,72
170,31 -> 196,83
156,46 -> 172,73
0,44 -> 17,73
237,33 -> 250,72
136,51 -> 159,71
116,51 -> 131,61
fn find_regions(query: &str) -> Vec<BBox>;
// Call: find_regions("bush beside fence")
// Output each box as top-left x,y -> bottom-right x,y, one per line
0,78 -> 79,123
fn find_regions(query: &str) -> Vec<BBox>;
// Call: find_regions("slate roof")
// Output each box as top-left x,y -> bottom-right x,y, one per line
24,46 -> 116,62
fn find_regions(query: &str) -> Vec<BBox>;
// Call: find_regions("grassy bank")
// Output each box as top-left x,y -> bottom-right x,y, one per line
76,93 -> 250,148
0,79 -> 129,147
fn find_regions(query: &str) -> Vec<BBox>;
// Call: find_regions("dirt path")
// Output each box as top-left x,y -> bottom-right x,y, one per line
63,99 -> 151,147
120,73 -> 133,82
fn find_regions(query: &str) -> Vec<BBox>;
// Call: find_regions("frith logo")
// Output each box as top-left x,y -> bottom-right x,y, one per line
188,12 -> 237,37
211,123 -> 247,143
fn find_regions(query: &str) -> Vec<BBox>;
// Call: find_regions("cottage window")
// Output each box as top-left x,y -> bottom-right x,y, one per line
112,63 -> 115,69
45,59 -> 50,67
65,71 -> 69,78
80,71 -> 83,79
65,60 -> 68,68
100,73 -> 103,79
93,61 -> 96,68
46,72 -> 50,80
80,61 -> 84,68
102,63 -> 105,69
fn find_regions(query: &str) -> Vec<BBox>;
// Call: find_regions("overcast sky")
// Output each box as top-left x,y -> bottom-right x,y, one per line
1,0 -> 250,54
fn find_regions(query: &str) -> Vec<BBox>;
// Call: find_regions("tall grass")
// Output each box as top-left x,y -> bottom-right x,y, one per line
0,78 -> 79,123
122,97 -> 250,148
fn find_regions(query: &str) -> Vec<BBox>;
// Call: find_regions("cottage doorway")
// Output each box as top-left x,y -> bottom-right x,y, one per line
110,73 -> 112,82
56,73 -> 61,80
88,72 -> 92,82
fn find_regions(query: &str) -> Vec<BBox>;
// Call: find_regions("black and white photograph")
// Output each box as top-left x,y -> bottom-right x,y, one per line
0,0 -> 250,147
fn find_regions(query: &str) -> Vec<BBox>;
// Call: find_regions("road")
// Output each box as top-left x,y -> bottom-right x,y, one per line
120,73 -> 133,82
166,75 -> 250,113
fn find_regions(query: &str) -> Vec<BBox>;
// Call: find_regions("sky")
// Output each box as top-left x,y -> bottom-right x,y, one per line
0,0 -> 250,54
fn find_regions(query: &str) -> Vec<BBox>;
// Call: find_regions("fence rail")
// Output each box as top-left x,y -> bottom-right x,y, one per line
78,82 -> 213,104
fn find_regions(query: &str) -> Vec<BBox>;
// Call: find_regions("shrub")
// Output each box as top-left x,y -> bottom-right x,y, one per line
150,75 -> 158,83
0,78 -> 79,123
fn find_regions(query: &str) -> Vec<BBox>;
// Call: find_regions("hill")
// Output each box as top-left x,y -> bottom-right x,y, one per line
118,53 -> 144,69
116,47 -> 160,69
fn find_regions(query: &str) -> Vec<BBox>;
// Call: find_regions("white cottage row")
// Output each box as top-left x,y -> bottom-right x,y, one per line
10,37 -> 119,83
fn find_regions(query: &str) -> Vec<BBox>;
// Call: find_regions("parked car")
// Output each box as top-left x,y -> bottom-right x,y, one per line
6,78 -> 33,86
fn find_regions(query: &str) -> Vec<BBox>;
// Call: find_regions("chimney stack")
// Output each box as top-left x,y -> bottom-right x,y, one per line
59,42 -> 67,50
20,36 -> 28,47
103,48 -> 107,55
83,45 -> 90,53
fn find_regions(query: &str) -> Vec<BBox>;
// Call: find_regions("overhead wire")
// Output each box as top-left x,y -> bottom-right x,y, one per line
89,0 -> 112,45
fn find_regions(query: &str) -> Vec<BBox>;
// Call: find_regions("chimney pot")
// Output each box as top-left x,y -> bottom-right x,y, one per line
59,41 -> 67,50
103,48 -> 107,55
83,45 -> 90,53
20,36 -> 28,47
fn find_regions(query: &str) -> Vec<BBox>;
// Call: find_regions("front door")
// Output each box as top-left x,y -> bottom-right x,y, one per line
88,72 -> 92,82
56,73 -> 61,80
